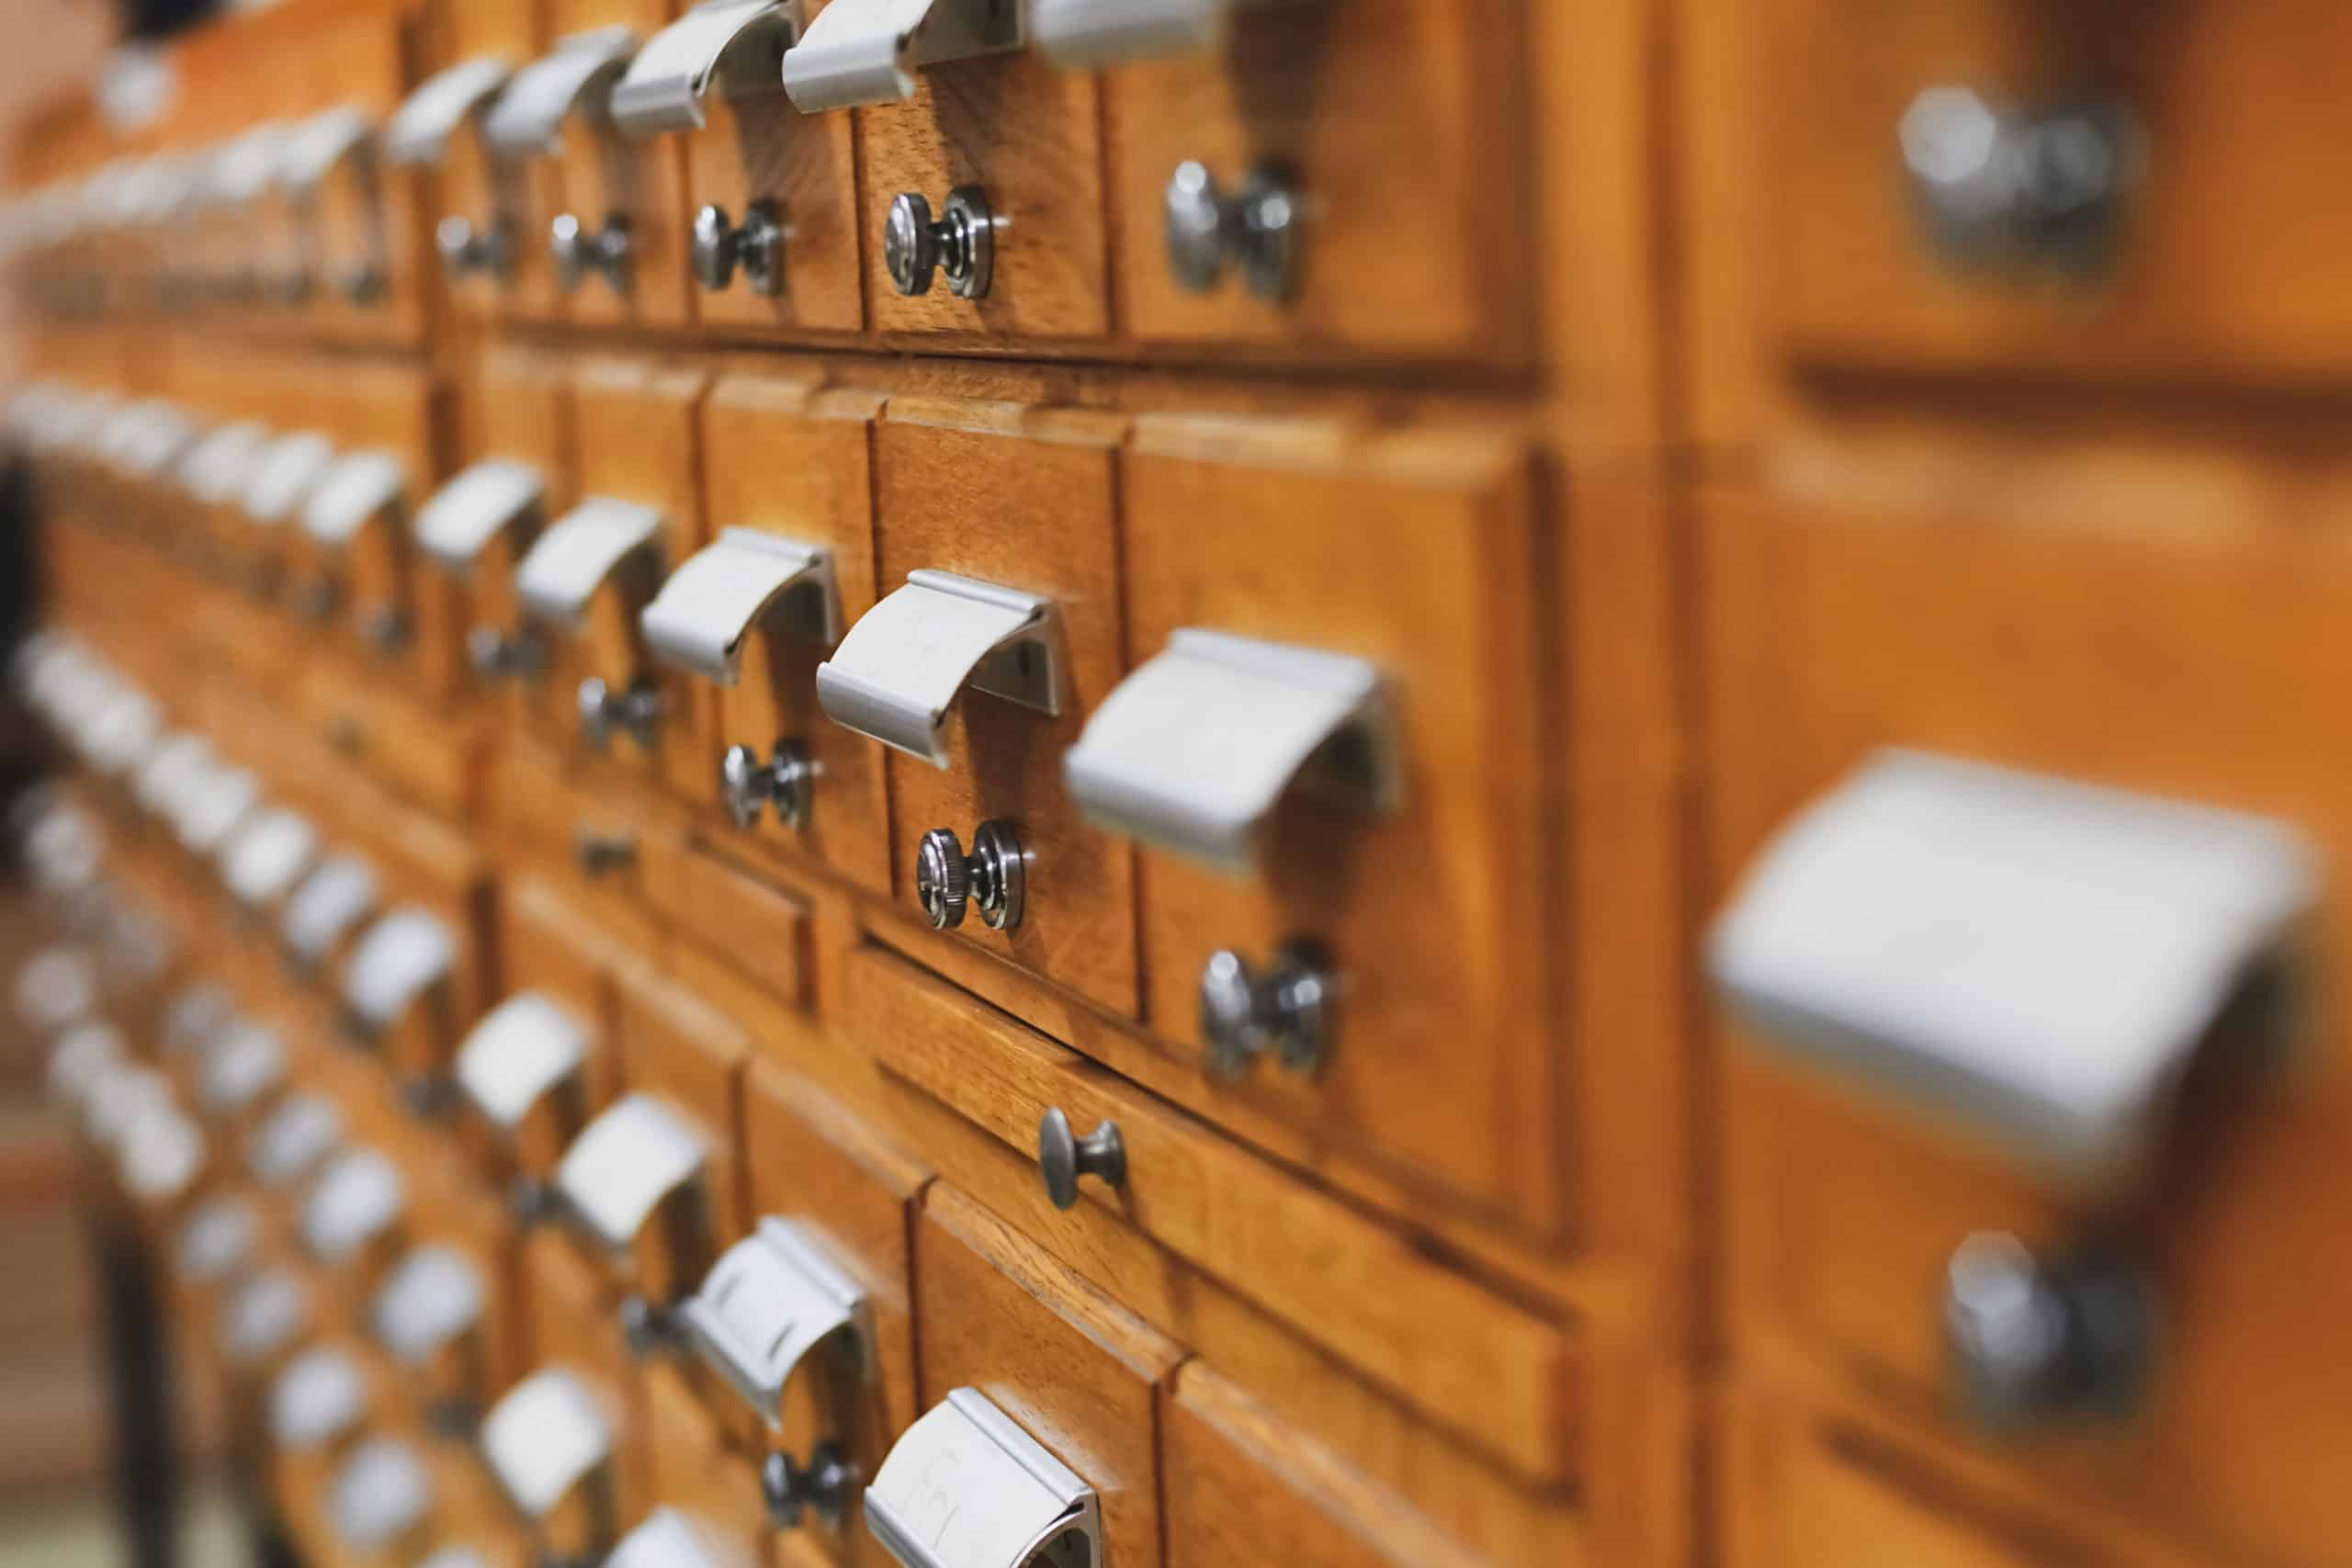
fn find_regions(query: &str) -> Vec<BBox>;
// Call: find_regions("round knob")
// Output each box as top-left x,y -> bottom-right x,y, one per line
719,740 -> 815,831
1162,161 -> 1300,299
466,626 -> 538,682
436,215 -> 481,276
1900,88 -> 2139,274
915,828 -> 970,929
1037,1107 -> 1125,1212
1198,941 -> 1332,1077
762,1444 -> 855,1530
1163,162 -> 1227,291
576,676 -> 616,747
884,186 -> 993,299
692,204 -> 739,292
617,1293 -> 672,1359
573,828 -> 638,880
1943,1233 -> 2154,1435
884,193 -> 939,296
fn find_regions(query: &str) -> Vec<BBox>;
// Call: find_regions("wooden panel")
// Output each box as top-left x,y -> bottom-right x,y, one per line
436,0 -> 551,325
639,842 -> 812,1015
870,408 -> 1135,1014
682,61 -> 864,335
455,348 -> 575,741
550,0 -> 692,328
642,1363 -> 770,1557
483,875 -> 632,1187
516,1226 -> 649,1547
611,962 -> 749,1311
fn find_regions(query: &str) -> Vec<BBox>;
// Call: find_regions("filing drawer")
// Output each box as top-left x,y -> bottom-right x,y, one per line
482,738 -> 669,945
1100,0 -> 1529,362
910,1184 -> 1182,1568
640,1364 -> 769,1560
638,842 -> 813,1015
443,346 -> 573,722
503,1227 -> 649,1558
297,659 -> 481,823
383,1175 -> 522,1431
307,359 -> 453,697
548,0 -> 695,329
860,405 -> 1134,1013
1703,480 -> 2352,1565
1758,0 -> 2352,385
412,0 -> 549,323
1113,416 -> 1553,1226
485,875 -> 633,1179
295,3 -> 433,348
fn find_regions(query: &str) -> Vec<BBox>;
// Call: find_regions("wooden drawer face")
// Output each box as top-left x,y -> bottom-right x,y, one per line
608,965 -> 749,1309
639,845 -> 812,1015
300,6 -> 427,348
683,88 -> 863,334
550,0 -> 693,328
870,413 -> 1135,1013
641,1364 -> 769,1557
743,1060 -> 925,1568
1759,0 -> 2352,384
696,378 -> 888,894
338,359 -> 451,696
405,1177 -> 525,1424
1119,423 -> 1552,1224
453,350 -> 573,731
1105,0 -> 1526,361
437,0 -> 550,324
297,662 -> 478,825
912,1185 -> 1182,1568
482,739 -> 669,943
1704,489 -> 2352,1565
858,58 -> 1107,341
516,1227 -> 649,1533
488,876 -> 632,1184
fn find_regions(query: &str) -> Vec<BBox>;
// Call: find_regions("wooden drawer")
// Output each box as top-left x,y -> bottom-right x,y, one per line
638,842 -> 813,1016
477,874 -> 633,1191
500,1227 -> 648,1562
481,737 -> 671,945
549,0 -> 695,329
639,1363 -> 770,1562
382,1174 -> 525,1432
296,660 -> 481,824
1100,0 -> 1528,363
447,347 -> 574,733
848,947 -> 1578,1490
423,0 -> 551,326
907,1184 -> 1181,1568
858,404 -> 1135,1014
687,375 -> 888,896
1703,481 -> 2352,1566
1758,0 -> 2352,386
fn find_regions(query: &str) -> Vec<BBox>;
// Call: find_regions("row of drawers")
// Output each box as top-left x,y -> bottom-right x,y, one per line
6,0 -> 1532,367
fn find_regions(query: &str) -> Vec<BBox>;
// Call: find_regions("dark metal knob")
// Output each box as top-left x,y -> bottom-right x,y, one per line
572,828 -> 638,880
575,676 -> 663,750
356,605 -> 408,654
762,1443 -> 855,1530
337,261 -> 387,304
617,1293 -> 676,1359
1943,1233 -> 2154,1436
435,214 -> 513,281
1900,88 -> 2141,276
1037,1108 -> 1125,1212
292,577 -> 339,624
507,1174 -> 555,1228
692,201 -> 786,297
1198,941 -> 1332,1078
914,822 -> 1025,931
467,626 -> 542,682
1163,161 -> 1300,300
549,212 -> 632,295
719,741 -> 814,830
884,187 -> 993,299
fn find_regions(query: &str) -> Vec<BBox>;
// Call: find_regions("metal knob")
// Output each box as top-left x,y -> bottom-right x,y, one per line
719,741 -> 814,830
692,202 -> 786,298
883,187 -> 993,299
508,1174 -> 555,1228
762,1443 -> 855,1530
356,605 -> 409,654
549,212 -> 633,295
435,214 -> 513,281
1943,1233 -> 2155,1436
1164,161 -> 1300,300
617,1293 -> 677,1359
268,265 -> 315,308
337,261 -> 388,304
467,626 -> 541,682
292,577 -> 339,624
1198,942 -> 1332,1078
1899,88 -> 2141,276
914,822 -> 1025,931
1036,1108 -> 1125,1212
572,829 -> 638,880
575,676 -> 663,750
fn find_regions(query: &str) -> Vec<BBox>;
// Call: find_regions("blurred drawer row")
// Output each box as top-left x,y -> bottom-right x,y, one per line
5,0 -> 1531,365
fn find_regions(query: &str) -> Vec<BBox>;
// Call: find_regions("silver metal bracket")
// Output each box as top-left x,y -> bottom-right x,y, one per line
485,28 -> 640,160
865,1388 -> 1100,1568
516,497 -> 666,630
248,1092 -> 344,1190
369,1244 -> 487,1369
641,528 -> 841,683
678,1217 -> 872,1425
300,450 -> 408,554
481,1367 -> 616,1528
456,992 -> 589,1135
328,1438 -> 431,1553
242,432 -> 337,528
222,1268 -> 310,1367
220,808 -> 318,910
281,855 -> 379,971
279,106 -> 376,200
613,2 -> 806,136
416,458 -> 546,575
816,570 -> 1064,767
387,57 -> 514,166
175,1196 -> 257,1284
1063,627 -> 1398,873
607,1507 -> 734,1568
300,1146 -> 406,1264
178,421 -> 274,507
269,1348 -> 367,1451
174,764 -> 261,858
553,1092 -> 707,1256
784,0 -> 1024,113
340,908 -> 458,1043
200,1021 -> 287,1118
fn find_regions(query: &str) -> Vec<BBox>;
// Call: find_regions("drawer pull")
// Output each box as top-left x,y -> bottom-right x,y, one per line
1162,160 -> 1299,300
418,458 -> 547,574
865,1387 -> 1101,1568
916,822 -> 1026,931
435,213 -> 515,281
1900,88 -> 2142,277
1064,627 -> 1397,871
481,1366 -> 618,1552
178,420 -> 274,509
818,570 -> 1063,766
1036,1107 -> 1125,1210
613,1 -> 808,137
199,1021 -> 286,1119
642,528 -> 842,682
517,497 -> 667,632
282,855 -> 381,972
469,625 -> 546,682
46,1021 -> 122,1111
174,1196 -> 257,1285
550,211 -> 635,295
103,398 -> 198,482
1034,0 -> 1288,65
268,1347 -> 368,1452
608,1507 -> 737,1568
577,674 -> 667,750
1945,1233 -> 2154,1437
883,186 -> 994,299
221,1267 -> 310,1366
340,907 -> 458,1047
220,808 -> 318,911
455,991 -> 590,1144
248,1091 -> 344,1190
721,741 -> 816,829
370,1244 -> 489,1431
172,762 -> 260,857
554,1093 -> 711,1344
279,104 -> 376,201
386,56 -> 514,168
484,28 -> 641,163
300,450 -> 407,554
1198,942 -> 1330,1078
300,1147 -> 407,1265
326,1438 -> 431,1553
240,429 -> 336,531
84,1062 -> 174,1150
692,202 -> 786,296
574,827 -> 641,877
1708,750 -> 2318,1193
118,1104 -> 205,1207
784,0 -> 1023,113
765,1447 -> 859,1531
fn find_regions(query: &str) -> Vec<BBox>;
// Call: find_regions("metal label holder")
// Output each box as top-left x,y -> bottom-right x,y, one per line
341,908 -> 458,1042
784,0 -> 1023,113
553,1092 -> 708,1254
485,28 -> 641,160
516,497 -> 666,629
242,431 -> 337,526
455,992 -> 589,1133
201,1021 -> 286,1117
815,570 -> 1064,767
269,1348 -> 367,1450
300,1147 -> 406,1264
677,1217 -> 872,1424
248,1091 -> 344,1189
220,808 -> 319,908
281,855 -> 380,969
387,57 -> 515,166
328,1438 -> 431,1551
300,451 -> 408,550
613,2 -> 806,136
865,1388 -> 1100,1568
481,1367 -> 616,1522
370,1245 -> 487,1367
640,527 -> 840,683
415,458 -> 546,574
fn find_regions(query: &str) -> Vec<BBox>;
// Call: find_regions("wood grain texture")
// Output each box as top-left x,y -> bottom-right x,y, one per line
550,0 -> 692,329
612,959 -> 751,1311
686,87 -> 865,336
492,874 -> 632,1183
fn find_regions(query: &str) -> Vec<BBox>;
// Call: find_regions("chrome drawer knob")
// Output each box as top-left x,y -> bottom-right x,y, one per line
549,211 -> 633,295
692,202 -> 786,297
719,741 -> 814,830
337,262 -> 387,304
1164,161 -> 1299,300
466,626 -> 541,682
356,606 -> 408,654
914,822 -> 1025,931
1900,88 -> 2141,275
762,1444 -> 855,1530
1199,942 -> 1331,1078
883,187 -> 994,299
617,1292 -> 681,1359
1944,1233 -> 2154,1435
1037,1108 -> 1125,1212
575,676 -> 663,750
435,214 -> 513,281
572,828 -> 638,880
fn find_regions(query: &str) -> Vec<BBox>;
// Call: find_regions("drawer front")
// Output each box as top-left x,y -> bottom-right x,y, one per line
1760,0 -> 2352,383
433,0 -> 550,325
1704,486 -> 2352,1564
608,964 -> 748,1311
333,359 -> 451,696
297,5 -> 429,348
867,411 -> 1136,1013
488,875 -> 632,1184
694,378 -> 888,894
912,1184 -> 1182,1568
1104,0 -> 1528,361
550,0 -> 693,329
297,662 -> 478,825
681,68 -> 863,334
857,57 -> 1108,341
1118,420 -> 1553,1224
514,1228 -> 650,1546
454,349 -> 574,733
641,1363 -> 770,1557
639,844 -> 812,1015
401,1176 -> 525,1427
482,739 -> 669,944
